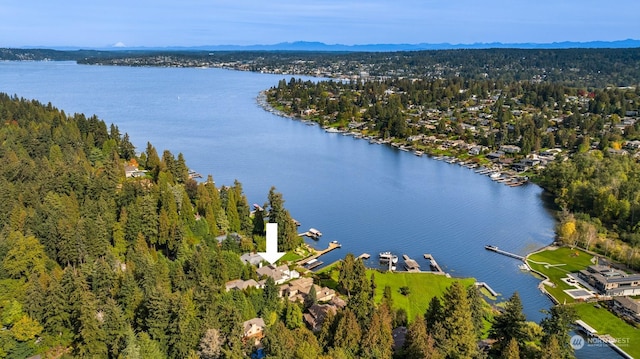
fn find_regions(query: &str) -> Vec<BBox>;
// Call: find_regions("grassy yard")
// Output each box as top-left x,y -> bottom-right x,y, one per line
526,247 -> 595,303
572,302 -> 640,358
368,270 -> 475,321
528,247 -> 640,358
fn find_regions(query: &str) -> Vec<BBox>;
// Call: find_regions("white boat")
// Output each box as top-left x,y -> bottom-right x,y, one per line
379,252 -> 399,264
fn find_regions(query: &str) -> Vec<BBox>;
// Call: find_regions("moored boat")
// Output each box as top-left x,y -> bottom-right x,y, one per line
379,251 -> 399,264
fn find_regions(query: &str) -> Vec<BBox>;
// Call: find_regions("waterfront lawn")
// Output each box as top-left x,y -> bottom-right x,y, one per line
572,302 -> 640,358
280,251 -> 303,263
315,261 -> 341,290
527,247 -> 594,303
368,270 -> 475,322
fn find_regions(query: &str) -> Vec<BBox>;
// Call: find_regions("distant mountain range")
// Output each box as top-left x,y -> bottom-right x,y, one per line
26,39 -> 640,52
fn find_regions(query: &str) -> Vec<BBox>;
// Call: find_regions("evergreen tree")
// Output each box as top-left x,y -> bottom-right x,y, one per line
490,292 -> 527,353
424,295 -> 443,331
282,301 -> 303,330
292,327 -> 322,359
168,290 -> 201,359
338,253 -> 357,297
500,337 -> 521,359
138,332 -> 166,359
541,305 -> 577,359
317,310 -> 337,350
542,334 -> 563,359
261,277 -> 280,317
252,207 -> 265,235
142,286 -> 172,351
360,305 -> 394,359
225,188 -> 241,233
119,327 -> 142,359
467,284 -> 486,339
333,309 -> 362,356
262,321 -> 296,358
403,315 -> 442,359
73,289 -> 108,358
267,187 -> 300,251
440,282 -> 477,358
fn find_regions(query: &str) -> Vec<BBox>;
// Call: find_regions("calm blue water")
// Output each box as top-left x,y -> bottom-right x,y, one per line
0,61 -> 619,358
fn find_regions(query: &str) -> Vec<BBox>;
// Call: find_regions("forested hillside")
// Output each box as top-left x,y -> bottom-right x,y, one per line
0,93 -> 300,358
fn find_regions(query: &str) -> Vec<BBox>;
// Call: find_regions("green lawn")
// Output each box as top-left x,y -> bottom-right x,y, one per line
528,247 -> 640,358
526,247 -> 595,303
368,270 -> 475,321
573,303 -> 640,359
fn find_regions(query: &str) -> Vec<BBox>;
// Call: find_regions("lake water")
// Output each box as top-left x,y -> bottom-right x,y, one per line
0,61 -> 617,358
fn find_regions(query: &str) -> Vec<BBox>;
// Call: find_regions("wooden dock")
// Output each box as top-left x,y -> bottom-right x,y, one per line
423,253 -> 444,273
298,228 -> 322,239
304,259 -> 324,270
402,254 -> 421,272
296,241 -> 341,267
484,245 -> 525,261
475,282 -> 498,297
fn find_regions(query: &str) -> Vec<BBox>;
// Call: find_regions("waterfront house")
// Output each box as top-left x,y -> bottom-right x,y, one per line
486,151 -> 504,161
468,145 -> 483,156
257,264 -> 300,285
625,140 -> 640,150
612,296 -> 640,321
499,145 -> 522,154
577,265 -> 640,296
512,161 -> 530,172
279,277 -> 336,302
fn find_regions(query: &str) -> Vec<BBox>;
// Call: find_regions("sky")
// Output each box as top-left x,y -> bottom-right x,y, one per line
1,0 -> 639,48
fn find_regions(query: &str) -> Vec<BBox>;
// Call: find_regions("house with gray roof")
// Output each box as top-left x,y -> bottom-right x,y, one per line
578,265 -> 640,296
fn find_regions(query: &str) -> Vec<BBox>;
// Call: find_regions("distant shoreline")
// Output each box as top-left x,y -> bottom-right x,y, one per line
256,91 -> 531,188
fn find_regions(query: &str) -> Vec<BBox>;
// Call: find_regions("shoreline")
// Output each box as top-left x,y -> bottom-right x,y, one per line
257,91 -> 532,188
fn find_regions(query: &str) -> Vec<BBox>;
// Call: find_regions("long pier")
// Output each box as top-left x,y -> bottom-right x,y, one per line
484,245 -> 525,261
475,282 -> 498,297
423,254 -> 446,275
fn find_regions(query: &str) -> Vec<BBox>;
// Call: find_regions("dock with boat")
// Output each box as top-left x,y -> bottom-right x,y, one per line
298,228 -> 323,239
303,258 -> 324,270
379,251 -> 398,271
484,245 -> 525,261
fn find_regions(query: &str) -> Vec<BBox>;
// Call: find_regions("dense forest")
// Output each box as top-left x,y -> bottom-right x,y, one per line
0,93 -> 579,358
